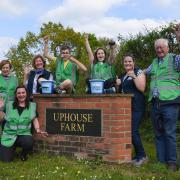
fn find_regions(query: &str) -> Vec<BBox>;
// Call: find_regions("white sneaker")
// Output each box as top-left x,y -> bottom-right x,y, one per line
133,156 -> 148,167
131,159 -> 137,163
112,87 -> 116,93
56,87 -> 66,94
60,90 -> 66,94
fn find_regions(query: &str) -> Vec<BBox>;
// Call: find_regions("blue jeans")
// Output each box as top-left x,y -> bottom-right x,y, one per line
132,111 -> 146,160
151,99 -> 179,163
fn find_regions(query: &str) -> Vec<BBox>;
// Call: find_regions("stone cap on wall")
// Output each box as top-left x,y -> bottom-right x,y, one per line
33,93 -> 133,98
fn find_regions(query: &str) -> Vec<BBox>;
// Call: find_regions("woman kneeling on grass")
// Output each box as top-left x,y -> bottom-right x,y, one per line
0,85 -> 47,162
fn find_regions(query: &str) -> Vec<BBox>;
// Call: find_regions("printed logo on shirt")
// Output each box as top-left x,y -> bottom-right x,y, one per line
136,69 -> 142,76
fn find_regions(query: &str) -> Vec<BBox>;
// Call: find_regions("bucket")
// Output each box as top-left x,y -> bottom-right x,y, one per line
89,79 -> 105,94
41,80 -> 54,94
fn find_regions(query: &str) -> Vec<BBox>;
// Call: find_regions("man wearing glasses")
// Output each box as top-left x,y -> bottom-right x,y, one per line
43,36 -> 87,94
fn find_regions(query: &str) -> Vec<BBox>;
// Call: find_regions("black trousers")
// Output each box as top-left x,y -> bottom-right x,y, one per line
0,135 -> 33,162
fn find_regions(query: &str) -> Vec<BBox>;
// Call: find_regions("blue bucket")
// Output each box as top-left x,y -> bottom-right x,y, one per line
41,80 -> 54,94
89,79 -> 105,94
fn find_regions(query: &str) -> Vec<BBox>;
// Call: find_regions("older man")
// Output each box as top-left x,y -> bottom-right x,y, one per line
145,24 -> 180,171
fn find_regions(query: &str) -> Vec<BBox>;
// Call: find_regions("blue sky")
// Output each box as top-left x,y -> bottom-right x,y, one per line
0,0 -> 179,59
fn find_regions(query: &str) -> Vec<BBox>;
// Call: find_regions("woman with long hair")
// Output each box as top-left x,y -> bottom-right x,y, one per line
84,34 -> 116,93
0,85 -> 47,162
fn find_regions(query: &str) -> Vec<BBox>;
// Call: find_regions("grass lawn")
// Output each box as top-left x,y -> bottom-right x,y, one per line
1,120 -> 180,180
0,142 -> 180,180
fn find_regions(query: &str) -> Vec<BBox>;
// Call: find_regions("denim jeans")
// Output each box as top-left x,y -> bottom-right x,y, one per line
132,111 -> 146,160
151,99 -> 179,163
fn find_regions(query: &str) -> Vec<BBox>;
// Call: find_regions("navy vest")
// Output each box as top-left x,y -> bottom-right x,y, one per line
27,69 -> 52,95
118,67 -> 145,112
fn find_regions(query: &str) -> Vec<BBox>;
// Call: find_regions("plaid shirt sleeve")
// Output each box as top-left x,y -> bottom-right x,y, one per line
174,55 -> 180,72
145,64 -> 152,75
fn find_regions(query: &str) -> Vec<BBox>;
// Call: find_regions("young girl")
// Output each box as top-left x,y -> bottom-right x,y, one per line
84,34 -> 116,93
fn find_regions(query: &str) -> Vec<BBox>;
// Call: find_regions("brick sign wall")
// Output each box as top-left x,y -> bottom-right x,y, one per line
33,94 -> 132,163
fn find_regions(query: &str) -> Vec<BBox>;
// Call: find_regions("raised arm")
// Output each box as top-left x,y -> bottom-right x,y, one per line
172,23 -> 180,72
69,56 -> 87,72
23,65 -> 30,86
84,34 -> 94,64
108,41 -> 116,65
43,35 -> 55,61
173,23 -> 180,46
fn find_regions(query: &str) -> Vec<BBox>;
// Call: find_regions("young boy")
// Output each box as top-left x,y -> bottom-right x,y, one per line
43,36 -> 87,93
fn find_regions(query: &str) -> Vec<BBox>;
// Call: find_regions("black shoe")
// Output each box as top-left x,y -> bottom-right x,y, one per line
167,163 -> 178,172
20,153 -> 28,161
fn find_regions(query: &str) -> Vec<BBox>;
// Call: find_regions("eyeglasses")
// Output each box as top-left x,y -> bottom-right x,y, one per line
155,46 -> 168,50
61,51 -> 70,54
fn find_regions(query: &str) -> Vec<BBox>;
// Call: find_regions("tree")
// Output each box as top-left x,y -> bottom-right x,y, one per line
115,22 -> 179,75
6,22 -> 178,93
6,22 -> 107,93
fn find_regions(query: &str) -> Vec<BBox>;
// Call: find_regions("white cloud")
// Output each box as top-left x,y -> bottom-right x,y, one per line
74,17 -> 167,38
0,0 -> 27,16
40,0 -> 128,22
153,0 -> 178,7
39,0 -> 170,39
0,37 -> 17,59
39,0 -> 129,24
